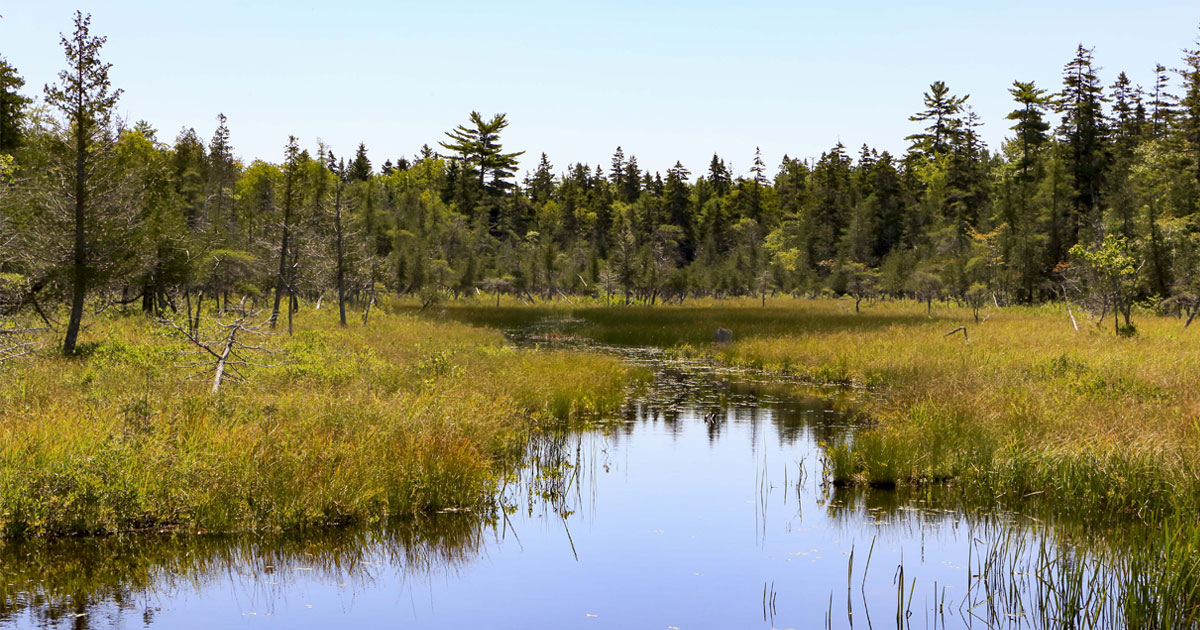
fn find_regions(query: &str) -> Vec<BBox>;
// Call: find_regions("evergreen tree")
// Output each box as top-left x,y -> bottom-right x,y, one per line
907,81 -> 968,159
622,155 -> 641,201
1149,63 -> 1175,139
1057,44 -> 1109,250
1109,72 -> 1144,157
1007,81 -> 1051,183
0,57 -> 30,152
172,127 -> 207,229
207,113 -> 236,233
1180,30 -> 1200,190
609,146 -> 626,199
42,11 -> 124,354
708,154 -> 731,197
439,111 -> 524,197
528,152 -> 556,204
664,161 -> 692,258
350,142 -> 372,181
1003,80 -> 1052,300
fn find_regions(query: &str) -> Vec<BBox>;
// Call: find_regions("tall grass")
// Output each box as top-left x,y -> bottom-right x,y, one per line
0,305 -> 632,537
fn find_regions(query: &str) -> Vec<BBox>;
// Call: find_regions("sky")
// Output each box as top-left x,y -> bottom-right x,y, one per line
2,1 -> 1198,178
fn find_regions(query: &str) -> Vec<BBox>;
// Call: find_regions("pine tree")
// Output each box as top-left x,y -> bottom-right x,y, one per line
622,155 -> 641,201
1149,64 -> 1175,139
528,152 -> 556,204
0,57 -> 30,152
1180,30 -> 1200,189
1057,44 -> 1109,248
907,81 -> 968,159
743,147 -> 768,224
751,147 -> 767,187
1109,72 -> 1144,157
350,142 -> 372,181
609,146 -> 626,199
207,113 -> 236,234
708,154 -> 731,197
664,161 -> 692,258
1007,81 -> 1051,183
42,11 -> 124,354
439,111 -> 524,197
172,127 -> 207,229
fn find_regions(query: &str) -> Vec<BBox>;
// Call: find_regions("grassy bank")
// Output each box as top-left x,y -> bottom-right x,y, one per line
0,304 -> 632,537
698,299 -> 1200,520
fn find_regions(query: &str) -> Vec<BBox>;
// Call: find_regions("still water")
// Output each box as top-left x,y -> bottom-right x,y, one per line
0,328 -> 1131,629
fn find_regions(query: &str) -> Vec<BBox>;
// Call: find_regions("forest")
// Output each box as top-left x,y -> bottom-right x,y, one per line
3,14 -> 1200,352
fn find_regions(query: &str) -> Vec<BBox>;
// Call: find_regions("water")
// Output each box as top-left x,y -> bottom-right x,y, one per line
0,325 -> 1137,629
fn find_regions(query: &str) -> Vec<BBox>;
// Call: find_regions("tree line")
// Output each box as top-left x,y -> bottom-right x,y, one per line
3,13 -> 1200,352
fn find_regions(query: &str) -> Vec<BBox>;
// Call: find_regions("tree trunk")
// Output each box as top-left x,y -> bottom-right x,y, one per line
270,196 -> 293,328
62,108 -> 89,355
194,290 -> 204,334
334,183 -> 347,327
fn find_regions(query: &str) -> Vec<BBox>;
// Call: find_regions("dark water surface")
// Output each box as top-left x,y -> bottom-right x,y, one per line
0,323 -> 1132,629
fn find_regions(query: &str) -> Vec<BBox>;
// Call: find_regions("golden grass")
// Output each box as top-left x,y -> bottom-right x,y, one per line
0,305 -> 632,537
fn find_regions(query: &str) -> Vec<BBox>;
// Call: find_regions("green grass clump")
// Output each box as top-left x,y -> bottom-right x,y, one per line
0,306 -> 631,537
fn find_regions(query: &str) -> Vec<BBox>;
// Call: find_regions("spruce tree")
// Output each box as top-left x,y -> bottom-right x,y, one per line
207,113 -> 236,234
609,146 -> 626,198
1180,31 -> 1200,189
1109,72 -> 1144,157
528,152 -> 556,204
1057,44 -> 1109,249
622,155 -> 641,201
708,154 -> 731,197
43,11 -> 123,354
350,142 -> 372,181
1149,63 -> 1175,139
0,57 -> 29,152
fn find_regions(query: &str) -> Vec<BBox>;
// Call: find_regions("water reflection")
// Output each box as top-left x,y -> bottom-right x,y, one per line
0,337 -> 1155,629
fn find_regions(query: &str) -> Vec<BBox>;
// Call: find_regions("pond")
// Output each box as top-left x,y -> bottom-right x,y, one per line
0,319 -> 1142,629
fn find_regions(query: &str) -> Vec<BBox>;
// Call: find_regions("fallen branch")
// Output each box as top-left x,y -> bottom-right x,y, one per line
0,325 -> 43,364
944,326 -> 968,341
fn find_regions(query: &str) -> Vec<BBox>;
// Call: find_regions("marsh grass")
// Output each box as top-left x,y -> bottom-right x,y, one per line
0,305 -> 631,537
426,296 -> 1200,520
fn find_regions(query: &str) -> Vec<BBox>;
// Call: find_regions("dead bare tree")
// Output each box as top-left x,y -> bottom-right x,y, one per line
161,297 -> 277,394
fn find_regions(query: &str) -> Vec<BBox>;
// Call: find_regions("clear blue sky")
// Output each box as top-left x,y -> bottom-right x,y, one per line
3,1 -> 1198,177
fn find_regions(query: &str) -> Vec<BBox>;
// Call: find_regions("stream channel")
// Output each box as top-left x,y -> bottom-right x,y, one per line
0,317 -> 1142,629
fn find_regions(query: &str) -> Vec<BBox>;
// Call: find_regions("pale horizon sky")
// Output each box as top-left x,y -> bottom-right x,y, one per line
3,1 -> 1198,178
